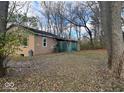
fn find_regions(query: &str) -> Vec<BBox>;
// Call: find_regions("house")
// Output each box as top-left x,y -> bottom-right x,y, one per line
7,24 -> 78,56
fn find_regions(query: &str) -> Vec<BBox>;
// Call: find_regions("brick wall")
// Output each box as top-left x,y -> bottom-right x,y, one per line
34,35 -> 57,55
17,34 -> 35,56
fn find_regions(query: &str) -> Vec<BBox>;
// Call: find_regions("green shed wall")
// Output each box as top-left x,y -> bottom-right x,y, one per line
56,41 -> 77,52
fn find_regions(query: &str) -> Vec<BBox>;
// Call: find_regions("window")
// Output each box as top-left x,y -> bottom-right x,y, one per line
22,37 -> 28,47
42,37 -> 47,47
20,54 -> 24,57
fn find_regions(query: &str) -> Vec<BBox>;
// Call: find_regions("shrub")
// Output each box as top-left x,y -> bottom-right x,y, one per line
80,41 -> 105,50
0,31 -> 24,77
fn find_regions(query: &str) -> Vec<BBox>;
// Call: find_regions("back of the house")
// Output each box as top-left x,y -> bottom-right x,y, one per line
7,24 -> 57,56
7,24 -> 78,57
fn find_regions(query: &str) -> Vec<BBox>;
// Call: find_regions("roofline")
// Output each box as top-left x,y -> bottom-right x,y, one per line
7,24 -> 78,42
56,38 -> 77,42
7,24 -> 57,37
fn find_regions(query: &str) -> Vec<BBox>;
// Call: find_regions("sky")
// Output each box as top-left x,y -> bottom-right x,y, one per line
32,1 -> 93,39
11,1 -> 93,39
30,1 -> 50,27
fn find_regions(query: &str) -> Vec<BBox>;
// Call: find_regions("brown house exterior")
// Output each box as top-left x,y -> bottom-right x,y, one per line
34,35 -> 57,55
7,24 -> 77,57
7,24 -> 58,56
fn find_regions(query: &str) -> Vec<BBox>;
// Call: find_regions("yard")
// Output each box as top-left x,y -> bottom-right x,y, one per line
0,50 -> 124,92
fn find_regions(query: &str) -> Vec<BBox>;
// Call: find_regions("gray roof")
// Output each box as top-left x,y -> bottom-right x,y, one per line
7,24 -> 77,42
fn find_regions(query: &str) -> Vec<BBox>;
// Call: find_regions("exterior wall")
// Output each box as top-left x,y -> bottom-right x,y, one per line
7,26 -> 35,57
34,35 -> 57,55
17,34 -> 35,56
7,26 -> 77,57
7,26 -> 57,56
56,40 -> 77,52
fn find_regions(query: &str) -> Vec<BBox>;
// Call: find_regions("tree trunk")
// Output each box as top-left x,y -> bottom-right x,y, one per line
100,2 -> 112,69
85,26 -> 94,48
0,1 -> 9,77
77,40 -> 81,51
110,2 -> 124,78
77,26 -> 81,51
89,33 -> 94,47
0,58 -> 7,77
101,1 -> 124,78
98,6 -> 105,47
0,1 -> 9,32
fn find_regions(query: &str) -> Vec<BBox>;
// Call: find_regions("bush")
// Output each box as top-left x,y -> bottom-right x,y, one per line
0,31 -> 24,77
80,41 -> 105,50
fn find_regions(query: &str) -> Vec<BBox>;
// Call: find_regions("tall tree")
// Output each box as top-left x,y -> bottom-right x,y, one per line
88,1 -> 104,46
0,1 -> 9,77
0,2 -> 9,33
57,2 -> 94,49
101,1 -> 124,78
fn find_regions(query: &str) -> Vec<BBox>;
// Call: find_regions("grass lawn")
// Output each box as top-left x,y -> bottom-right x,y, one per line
0,49 -> 124,92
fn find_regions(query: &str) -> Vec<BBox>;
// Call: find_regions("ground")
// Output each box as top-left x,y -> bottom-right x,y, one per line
0,50 -> 124,92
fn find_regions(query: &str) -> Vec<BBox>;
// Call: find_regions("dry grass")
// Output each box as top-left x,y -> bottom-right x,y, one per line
0,49 -> 124,92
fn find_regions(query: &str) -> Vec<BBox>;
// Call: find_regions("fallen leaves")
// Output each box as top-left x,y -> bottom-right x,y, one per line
0,50 -> 124,91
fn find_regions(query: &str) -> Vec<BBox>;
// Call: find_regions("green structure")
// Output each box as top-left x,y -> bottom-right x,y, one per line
56,39 -> 77,52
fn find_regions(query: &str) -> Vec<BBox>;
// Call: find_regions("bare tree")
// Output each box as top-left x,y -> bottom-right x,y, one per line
41,1 -> 68,38
8,1 -> 32,26
56,2 -> 94,50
